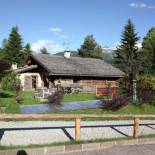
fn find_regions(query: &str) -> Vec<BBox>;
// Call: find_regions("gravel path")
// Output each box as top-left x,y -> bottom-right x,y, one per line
0,120 -> 155,146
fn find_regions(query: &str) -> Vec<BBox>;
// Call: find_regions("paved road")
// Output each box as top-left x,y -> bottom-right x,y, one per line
0,120 -> 155,146
57,144 -> 155,155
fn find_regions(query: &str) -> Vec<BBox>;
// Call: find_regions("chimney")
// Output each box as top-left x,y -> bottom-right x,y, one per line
11,63 -> 17,70
64,51 -> 70,59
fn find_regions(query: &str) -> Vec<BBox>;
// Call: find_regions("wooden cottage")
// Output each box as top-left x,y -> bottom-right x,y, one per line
16,52 -> 124,97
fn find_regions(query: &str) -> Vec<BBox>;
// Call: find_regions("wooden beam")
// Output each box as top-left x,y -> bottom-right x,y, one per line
0,114 -> 155,120
75,118 -> 81,141
133,117 -> 140,138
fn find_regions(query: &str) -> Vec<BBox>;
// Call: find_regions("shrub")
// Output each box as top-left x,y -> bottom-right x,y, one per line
13,83 -> 22,104
137,82 -> 153,104
1,71 -> 22,104
1,71 -> 20,91
137,75 -> 155,91
47,88 -> 64,104
117,78 -> 133,98
102,96 -> 130,111
137,75 -> 155,104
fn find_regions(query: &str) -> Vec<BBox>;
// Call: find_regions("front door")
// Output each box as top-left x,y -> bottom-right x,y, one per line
32,76 -> 38,89
24,75 -> 38,90
24,76 -> 31,90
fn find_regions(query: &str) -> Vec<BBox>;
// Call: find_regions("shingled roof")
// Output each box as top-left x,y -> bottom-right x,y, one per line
30,53 -> 124,78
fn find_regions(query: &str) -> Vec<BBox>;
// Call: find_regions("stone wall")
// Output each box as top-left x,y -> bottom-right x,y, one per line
49,78 -> 119,96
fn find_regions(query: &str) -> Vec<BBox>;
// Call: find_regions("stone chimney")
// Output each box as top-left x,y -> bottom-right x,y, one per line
11,63 -> 17,70
64,51 -> 70,59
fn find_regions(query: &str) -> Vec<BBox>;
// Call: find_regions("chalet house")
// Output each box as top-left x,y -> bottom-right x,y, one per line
16,51 -> 124,96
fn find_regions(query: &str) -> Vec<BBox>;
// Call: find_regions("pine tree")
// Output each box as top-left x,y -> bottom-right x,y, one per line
20,43 -> 33,65
0,48 -> 4,59
141,27 -> 155,74
4,26 -> 23,66
24,43 -> 32,56
40,47 -> 49,54
114,19 -> 140,95
2,39 -> 8,48
78,35 -> 103,59
0,39 -> 8,59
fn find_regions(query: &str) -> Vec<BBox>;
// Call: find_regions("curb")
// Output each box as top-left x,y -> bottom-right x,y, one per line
0,137 -> 155,155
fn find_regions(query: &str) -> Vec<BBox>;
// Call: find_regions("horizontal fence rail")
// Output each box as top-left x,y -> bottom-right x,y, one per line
0,114 -> 155,141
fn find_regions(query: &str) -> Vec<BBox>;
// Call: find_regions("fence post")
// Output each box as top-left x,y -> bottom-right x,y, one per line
133,117 -> 140,138
75,118 -> 81,141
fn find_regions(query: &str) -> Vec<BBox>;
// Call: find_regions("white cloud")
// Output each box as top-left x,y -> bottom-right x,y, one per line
31,40 -> 65,53
49,27 -> 62,32
130,3 -> 146,8
61,35 -> 68,38
148,6 -> 155,9
110,41 -> 142,49
115,41 -> 121,46
129,3 -> 155,9
136,42 -> 142,48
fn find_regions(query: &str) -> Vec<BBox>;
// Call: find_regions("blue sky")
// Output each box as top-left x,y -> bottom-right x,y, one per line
0,0 -> 155,53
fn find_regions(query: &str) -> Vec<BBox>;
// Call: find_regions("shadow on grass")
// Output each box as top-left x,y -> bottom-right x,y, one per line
0,91 -> 13,98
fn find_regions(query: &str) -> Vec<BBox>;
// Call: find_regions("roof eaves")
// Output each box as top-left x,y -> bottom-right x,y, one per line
15,65 -> 38,73
49,72 -> 124,78
30,54 -> 50,73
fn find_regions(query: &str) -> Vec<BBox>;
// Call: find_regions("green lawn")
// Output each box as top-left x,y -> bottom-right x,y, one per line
63,93 -> 102,102
0,90 -> 155,115
50,103 -> 155,121
0,91 -> 39,113
54,104 -> 155,115
0,90 -> 102,113
21,91 -> 40,105
1,91 -> 101,105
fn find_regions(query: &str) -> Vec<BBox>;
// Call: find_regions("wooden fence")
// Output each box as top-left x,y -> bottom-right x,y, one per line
96,86 -> 118,97
0,114 -> 155,141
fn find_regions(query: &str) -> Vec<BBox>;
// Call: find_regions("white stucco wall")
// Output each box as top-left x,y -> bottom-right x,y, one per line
19,73 -> 42,90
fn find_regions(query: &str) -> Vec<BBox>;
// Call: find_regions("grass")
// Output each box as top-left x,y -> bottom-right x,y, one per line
47,103 -> 155,121
0,134 -> 155,150
63,93 -> 102,102
0,90 -> 40,113
1,91 -> 101,105
0,90 -> 155,115
21,91 -> 40,105
3,104 -> 155,121
0,90 -> 102,113
0,91 -> 20,113
7,103 -> 155,121
61,104 -> 155,115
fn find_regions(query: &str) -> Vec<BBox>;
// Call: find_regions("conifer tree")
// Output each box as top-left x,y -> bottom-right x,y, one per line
0,39 -> 8,59
4,26 -> 23,66
141,27 -> 155,74
20,43 -> 33,65
78,35 -> 103,59
24,43 -> 32,56
114,19 -> 140,95
40,47 -> 49,54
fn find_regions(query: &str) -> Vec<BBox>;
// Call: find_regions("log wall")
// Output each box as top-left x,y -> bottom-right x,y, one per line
77,79 -> 119,97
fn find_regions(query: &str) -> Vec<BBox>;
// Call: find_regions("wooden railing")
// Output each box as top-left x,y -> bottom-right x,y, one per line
0,114 -> 155,141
